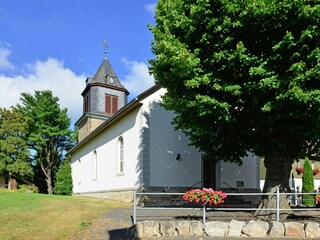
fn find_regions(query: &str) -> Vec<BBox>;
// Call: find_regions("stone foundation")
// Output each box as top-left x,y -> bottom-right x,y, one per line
135,220 -> 320,238
73,189 -> 134,203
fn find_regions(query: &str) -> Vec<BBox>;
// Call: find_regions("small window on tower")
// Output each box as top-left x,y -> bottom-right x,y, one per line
105,94 -> 118,115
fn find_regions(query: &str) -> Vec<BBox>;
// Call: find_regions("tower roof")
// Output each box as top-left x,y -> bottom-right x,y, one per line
95,58 -> 116,83
83,57 -> 129,96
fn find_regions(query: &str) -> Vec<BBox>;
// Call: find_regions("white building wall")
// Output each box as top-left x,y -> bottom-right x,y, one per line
71,108 -> 142,193
260,179 -> 320,192
141,89 -> 202,188
71,86 -> 261,195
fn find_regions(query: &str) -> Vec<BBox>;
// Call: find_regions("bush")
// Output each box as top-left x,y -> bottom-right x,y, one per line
302,157 -> 315,207
54,160 -> 73,195
18,184 -> 39,193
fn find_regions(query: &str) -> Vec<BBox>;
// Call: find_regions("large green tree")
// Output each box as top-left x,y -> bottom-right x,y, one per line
18,91 -> 74,194
0,107 -> 33,187
150,0 -> 320,214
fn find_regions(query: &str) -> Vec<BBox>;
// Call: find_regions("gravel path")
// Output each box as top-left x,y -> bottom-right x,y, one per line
76,208 -> 134,240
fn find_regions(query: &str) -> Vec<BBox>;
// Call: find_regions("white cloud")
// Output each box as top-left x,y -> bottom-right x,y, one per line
0,57 -> 85,124
0,45 -> 155,125
121,58 -> 155,97
0,42 -> 15,71
144,3 -> 156,15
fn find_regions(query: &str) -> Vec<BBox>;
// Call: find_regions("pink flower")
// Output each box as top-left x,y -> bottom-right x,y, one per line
182,188 -> 227,206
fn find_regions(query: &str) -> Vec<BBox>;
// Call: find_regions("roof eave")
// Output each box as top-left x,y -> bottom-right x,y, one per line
68,84 -> 161,156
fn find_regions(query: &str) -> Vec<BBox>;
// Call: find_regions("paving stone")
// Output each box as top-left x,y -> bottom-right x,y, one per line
228,219 -> 245,237
190,221 -> 204,236
269,221 -> 285,237
242,220 -> 269,237
176,220 -> 190,237
204,221 -> 229,237
305,221 -> 320,238
284,222 -> 305,237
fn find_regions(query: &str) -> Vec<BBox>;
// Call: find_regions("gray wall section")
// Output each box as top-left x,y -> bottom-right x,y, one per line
141,126 -> 150,187
89,86 -> 127,114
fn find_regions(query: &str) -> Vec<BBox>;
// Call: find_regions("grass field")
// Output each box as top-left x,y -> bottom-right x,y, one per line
0,189 -> 130,240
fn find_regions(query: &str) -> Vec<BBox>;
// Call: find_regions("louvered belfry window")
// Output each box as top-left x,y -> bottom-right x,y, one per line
105,94 -> 118,115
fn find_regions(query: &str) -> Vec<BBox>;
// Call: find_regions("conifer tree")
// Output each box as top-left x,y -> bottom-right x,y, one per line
302,157 -> 315,207
18,91 -> 75,194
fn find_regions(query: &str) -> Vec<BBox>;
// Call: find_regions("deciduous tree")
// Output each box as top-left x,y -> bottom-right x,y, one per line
150,0 -> 320,217
0,107 -> 32,188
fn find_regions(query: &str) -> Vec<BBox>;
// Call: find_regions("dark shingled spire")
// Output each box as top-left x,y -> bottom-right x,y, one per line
88,58 -> 126,89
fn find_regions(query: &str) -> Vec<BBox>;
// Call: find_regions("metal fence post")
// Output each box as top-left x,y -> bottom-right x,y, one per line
203,205 -> 206,224
133,190 -> 136,224
276,187 -> 280,222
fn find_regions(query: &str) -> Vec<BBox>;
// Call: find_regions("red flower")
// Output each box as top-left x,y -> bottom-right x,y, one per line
182,188 -> 227,206
313,169 -> 320,176
296,167 -> 304,175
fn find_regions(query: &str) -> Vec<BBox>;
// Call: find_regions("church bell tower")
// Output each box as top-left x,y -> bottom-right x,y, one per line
75,52 -> 129,142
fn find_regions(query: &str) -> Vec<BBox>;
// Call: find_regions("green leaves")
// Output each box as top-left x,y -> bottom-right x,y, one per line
18,91 -> 75,194
0,107 -> 32,177
150,0 -> 320,162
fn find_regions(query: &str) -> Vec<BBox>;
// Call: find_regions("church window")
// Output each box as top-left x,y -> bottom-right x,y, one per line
105,94 -> 118,115
92,150 -> 97,180
84,96 -> 89,112
117,136 -> 124,175
78,159 -> 81,184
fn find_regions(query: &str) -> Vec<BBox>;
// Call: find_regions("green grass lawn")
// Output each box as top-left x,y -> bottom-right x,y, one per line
0,188 -> 131,240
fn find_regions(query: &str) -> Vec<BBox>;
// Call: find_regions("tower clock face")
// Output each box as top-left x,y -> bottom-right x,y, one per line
109,77 -> 115,84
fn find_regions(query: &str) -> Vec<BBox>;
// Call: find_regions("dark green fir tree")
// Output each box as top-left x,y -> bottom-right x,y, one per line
302,157 -> 314,207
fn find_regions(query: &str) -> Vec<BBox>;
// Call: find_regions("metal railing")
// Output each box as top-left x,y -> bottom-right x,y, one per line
132,189 -> 320,224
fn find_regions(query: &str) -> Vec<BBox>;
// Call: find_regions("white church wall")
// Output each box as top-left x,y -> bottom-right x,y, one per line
71,108 -> 142,194
217,154 -> 260,190
260,179 -> 320,192
141,89 -> 202,188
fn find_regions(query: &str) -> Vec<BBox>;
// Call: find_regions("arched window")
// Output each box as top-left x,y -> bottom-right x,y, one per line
117,136 -> 124,175
78,159 -> 81,184
93,150 -> 97,180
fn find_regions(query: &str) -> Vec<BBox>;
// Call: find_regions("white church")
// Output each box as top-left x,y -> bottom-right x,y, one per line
69,56 -> 261,202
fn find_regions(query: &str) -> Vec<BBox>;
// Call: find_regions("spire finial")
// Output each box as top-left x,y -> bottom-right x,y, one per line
102,39 -> 108,58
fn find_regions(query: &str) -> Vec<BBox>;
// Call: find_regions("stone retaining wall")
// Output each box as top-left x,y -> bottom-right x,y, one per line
135,220 -> 320,238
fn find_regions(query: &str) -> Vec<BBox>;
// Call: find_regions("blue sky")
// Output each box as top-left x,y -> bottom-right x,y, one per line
0,0 -> 157,124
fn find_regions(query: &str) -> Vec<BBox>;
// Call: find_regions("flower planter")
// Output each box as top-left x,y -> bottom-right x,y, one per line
296,167 -> 304,175
313,169 -> 320,176
183,188 -> 227,206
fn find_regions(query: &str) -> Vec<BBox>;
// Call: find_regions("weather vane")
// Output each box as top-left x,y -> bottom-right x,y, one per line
102,39 -> 109,58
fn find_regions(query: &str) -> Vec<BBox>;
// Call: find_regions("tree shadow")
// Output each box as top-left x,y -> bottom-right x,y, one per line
108,226 -> 137,240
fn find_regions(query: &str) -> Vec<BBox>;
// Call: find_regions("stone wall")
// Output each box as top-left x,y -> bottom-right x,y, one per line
135,220 -> 320,238
73,189 -> 134,203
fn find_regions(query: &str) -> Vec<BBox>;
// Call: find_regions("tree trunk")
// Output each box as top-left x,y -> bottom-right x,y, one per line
46,169 -> 53,194
8,172 -> 18,190
254,156 -> 293,220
